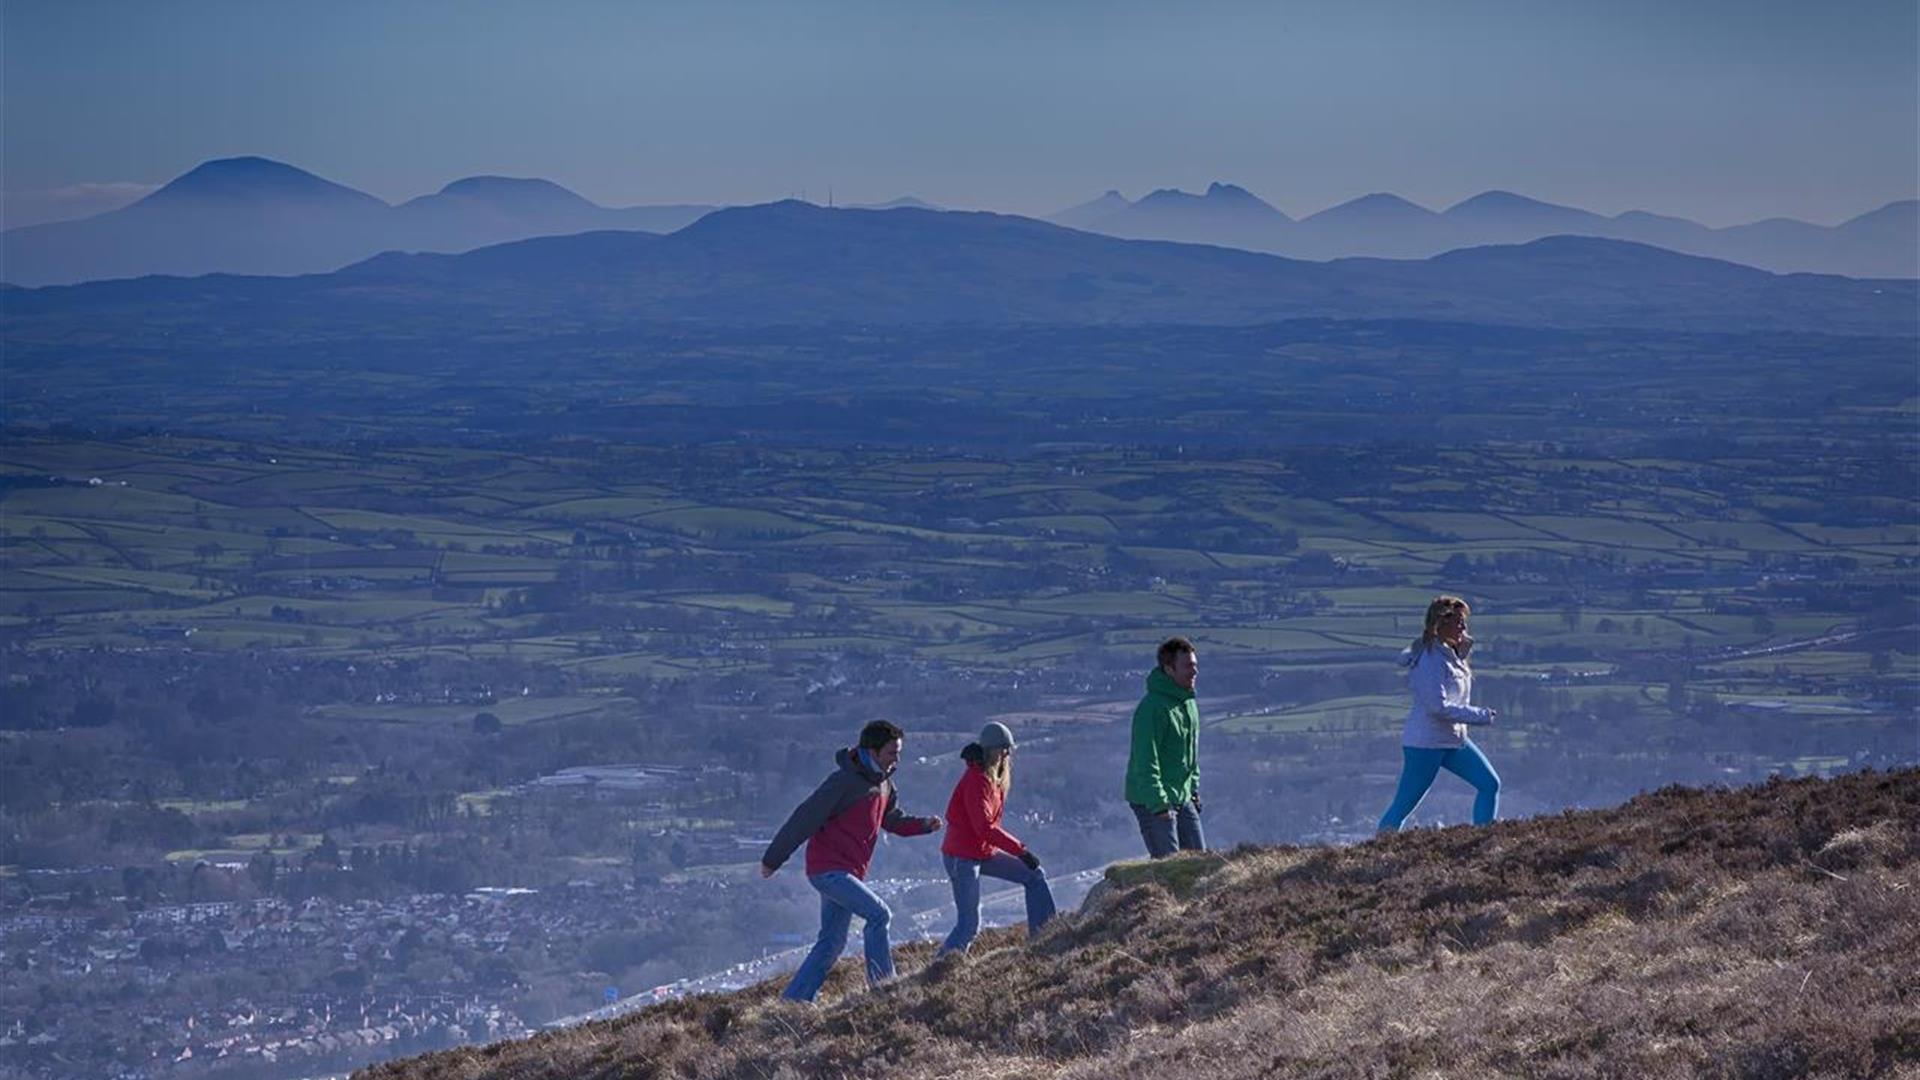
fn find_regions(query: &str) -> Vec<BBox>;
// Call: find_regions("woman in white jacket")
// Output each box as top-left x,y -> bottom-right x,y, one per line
1377,595 -> 1501,832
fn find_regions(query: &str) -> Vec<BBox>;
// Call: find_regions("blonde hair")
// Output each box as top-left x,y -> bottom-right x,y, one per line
963,742 -> 1015,795
985,748 -> 1013,795
1409,595 -> 1471,659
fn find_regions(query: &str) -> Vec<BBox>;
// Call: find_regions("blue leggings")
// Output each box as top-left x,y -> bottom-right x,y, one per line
1377,743 -> 1501,832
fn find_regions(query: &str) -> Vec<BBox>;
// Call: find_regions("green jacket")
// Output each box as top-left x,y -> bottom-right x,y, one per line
1125,667 -> 1200,809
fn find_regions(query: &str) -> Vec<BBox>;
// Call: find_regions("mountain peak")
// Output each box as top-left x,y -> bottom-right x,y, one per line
1303,193 -> 1439,226
440,175 -> 576,198
1205,181 -> 1258,200
1445,190 -> 1600,226
181,156 -> 316,182
1339,192 -> 1431,212
1048,189 -> 1134,230
671,199 -> 832,239
1448,190 -> 1546,211
1132,183 -> 1288,221
434,176 -> 598,213
142,157 -> 387,210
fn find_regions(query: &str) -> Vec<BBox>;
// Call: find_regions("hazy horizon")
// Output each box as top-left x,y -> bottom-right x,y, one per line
5,158 -> 1916,234
4,1 -> 1915,230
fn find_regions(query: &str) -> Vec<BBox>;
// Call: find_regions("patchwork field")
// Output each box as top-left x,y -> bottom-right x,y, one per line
3,433 -> 1912,754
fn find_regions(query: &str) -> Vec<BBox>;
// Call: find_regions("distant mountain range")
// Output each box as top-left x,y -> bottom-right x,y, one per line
0,157 -> 715,286
1052,184 -> 1918,279
8,200 -> 1909,338
4,156 -> 1913,288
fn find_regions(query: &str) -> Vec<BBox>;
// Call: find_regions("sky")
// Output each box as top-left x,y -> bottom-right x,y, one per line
4,0 -> 1916,228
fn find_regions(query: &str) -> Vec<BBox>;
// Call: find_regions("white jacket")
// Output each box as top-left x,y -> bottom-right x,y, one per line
1400,641 -> 1494,748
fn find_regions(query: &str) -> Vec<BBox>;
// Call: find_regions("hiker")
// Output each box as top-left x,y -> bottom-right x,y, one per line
760,720 -> 943,1002
1377,595 -> 1502,832
1126,636 -> 1206,858
937,721 -> 1056,955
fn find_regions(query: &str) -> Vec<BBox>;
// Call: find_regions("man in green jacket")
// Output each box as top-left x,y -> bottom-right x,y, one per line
1125,636 -> 1205,858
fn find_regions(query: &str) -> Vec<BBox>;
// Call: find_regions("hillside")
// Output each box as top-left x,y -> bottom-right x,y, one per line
358,769 -> 1919,1080
7,201 -> 1915,338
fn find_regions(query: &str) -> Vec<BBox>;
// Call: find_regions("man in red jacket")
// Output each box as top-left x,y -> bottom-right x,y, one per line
760,720 -> 942,1002
937,721 -> 1055,955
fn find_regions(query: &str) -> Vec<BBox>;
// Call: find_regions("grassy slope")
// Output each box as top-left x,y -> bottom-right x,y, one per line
360,770 -> 1919,1080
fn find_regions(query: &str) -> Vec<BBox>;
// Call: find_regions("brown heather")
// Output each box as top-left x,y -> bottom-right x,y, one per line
359,770 -> 1920,1080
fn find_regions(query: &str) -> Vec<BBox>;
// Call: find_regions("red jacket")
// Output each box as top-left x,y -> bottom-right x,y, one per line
941,762 -> 1026,860
762,748 -> 938,880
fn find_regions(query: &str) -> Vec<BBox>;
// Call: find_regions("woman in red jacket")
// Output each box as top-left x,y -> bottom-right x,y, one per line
937,722 -> 1056,955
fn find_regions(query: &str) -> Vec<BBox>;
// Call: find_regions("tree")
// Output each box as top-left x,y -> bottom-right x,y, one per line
472,711 -> 503,735
1665,675 -> 1690,718
247,851 -> 277,891
309,833 -> 341,869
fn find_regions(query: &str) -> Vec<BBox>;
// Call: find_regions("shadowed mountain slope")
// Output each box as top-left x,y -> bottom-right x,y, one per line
6,201 -> 1912,337
357,769 -> 1919,1080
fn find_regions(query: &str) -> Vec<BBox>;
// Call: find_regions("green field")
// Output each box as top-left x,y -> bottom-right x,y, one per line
2,433 -> 1913,745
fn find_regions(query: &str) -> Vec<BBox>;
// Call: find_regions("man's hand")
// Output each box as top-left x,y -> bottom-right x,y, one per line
926,815 -> 944,832
759,862 -> 776,879
1191,791 -> 1203,815
1017,850 -> 1042,871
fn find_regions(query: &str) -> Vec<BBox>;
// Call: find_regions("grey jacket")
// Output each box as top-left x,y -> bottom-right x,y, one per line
761,747 -> 937,878
1400,641 -> 1494,748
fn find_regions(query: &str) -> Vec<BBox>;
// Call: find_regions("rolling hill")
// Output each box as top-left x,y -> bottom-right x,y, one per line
356,768 -> 1919,1079
5,200 -> 1912,338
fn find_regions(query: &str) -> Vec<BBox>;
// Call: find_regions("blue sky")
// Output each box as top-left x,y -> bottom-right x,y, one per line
4,0 -> 1915,227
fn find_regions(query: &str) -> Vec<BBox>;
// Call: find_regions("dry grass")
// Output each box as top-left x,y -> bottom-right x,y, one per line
357,769 -> 1920,1080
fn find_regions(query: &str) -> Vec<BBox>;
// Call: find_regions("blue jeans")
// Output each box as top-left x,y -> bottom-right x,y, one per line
781,871 -> 893,1002
1130,800 -> 1205,859
1377,742 -> 1501,832
938,852 -> 1057,955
